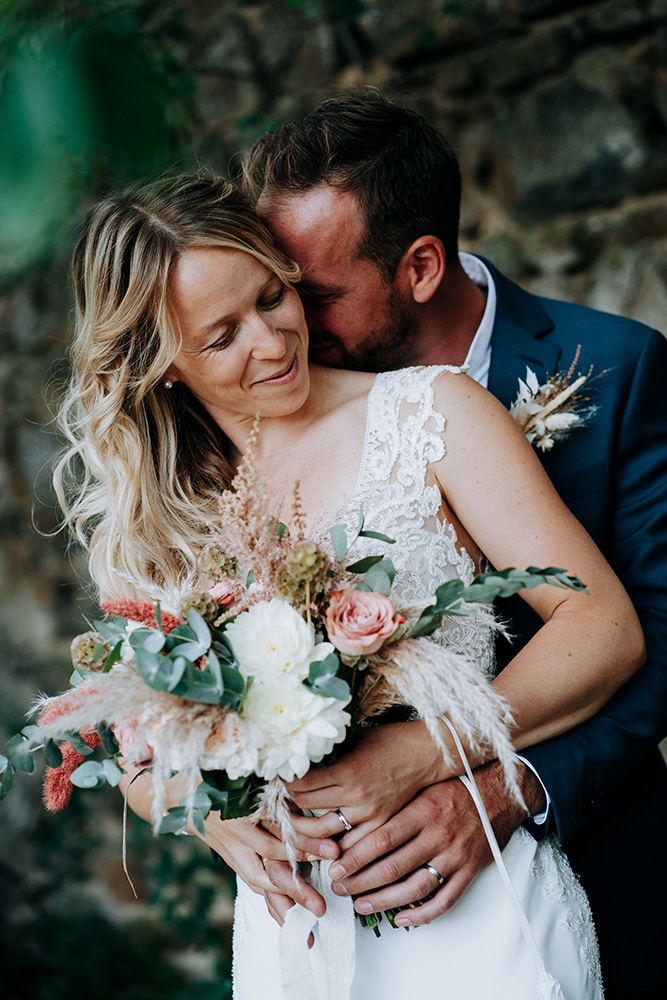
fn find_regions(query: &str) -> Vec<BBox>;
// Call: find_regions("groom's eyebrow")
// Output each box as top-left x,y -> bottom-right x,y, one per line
299,279 -> 343,296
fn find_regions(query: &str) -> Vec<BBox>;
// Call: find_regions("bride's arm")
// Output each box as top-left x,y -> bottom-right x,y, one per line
283,371 -> 644,835
433,371 -> 644,747
116,763 -> 327,915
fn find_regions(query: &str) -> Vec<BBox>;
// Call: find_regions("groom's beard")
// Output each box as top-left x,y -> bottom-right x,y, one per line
310,287 -> 421,373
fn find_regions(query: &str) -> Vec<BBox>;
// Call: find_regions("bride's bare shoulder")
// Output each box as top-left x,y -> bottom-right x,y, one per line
309,364 -> 377,410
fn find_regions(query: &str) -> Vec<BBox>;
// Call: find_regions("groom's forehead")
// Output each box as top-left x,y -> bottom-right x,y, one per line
257,184 -> 366,263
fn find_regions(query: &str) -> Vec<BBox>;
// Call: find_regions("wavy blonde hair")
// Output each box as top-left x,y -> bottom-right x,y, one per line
54,173 -> 301,598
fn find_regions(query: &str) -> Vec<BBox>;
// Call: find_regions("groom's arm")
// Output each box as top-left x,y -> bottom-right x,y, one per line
519,326 -> 667,842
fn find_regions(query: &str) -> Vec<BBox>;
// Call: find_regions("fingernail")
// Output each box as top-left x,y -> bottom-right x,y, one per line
329,863 -> 344,879
395,915 -> 412,927
306,854 -> 319,862
355,901 -> 372,914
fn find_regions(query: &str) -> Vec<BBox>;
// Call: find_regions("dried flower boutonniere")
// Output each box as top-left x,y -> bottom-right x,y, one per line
510,346 -> 602,452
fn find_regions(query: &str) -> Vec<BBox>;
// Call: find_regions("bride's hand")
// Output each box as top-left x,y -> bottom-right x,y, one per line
285,721 -> 449,847
198,814 -> 327,936
196,814 -> 290,896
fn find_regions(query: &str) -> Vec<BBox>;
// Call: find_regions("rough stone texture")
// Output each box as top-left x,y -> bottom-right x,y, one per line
2,0 -> 667,991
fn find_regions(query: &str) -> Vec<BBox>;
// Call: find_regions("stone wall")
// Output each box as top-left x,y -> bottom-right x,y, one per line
1,1 -> 666,995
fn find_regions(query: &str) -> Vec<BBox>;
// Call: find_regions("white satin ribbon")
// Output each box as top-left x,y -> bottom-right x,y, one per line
278,859 -> 356,1000
441,717 -> 567,1000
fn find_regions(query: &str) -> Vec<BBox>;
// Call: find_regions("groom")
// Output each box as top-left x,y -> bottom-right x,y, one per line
242,90 -> 667,1000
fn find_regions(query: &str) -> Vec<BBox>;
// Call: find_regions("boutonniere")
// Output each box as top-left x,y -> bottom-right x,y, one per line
510,347 -> 600,453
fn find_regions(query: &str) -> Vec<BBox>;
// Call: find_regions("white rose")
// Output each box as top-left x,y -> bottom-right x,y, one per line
225,598 -> 334,681
244,675 -> 350,782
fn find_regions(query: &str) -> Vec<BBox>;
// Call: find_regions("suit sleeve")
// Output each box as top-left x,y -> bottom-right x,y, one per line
519,327 -> 667,844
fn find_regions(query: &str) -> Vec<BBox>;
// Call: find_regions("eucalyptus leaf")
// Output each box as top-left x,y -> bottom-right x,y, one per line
192,809 -> 207,838
128,628 -> 155,648
70,760 -> 106,789
164,655 -> 188,692
168,639 -> 208,661
408,566 -> 585,638
155,603 -> 163,632
346,555 -> 384,574
358,530 -> 396,544
97,721 -> 120,755
361,567 -> 392,596
67,732 -> 95,755
246,569 -> 255,587
21,724 -> 41,741
94,619 -> 126,643
304,654 -> 350,700
44,739 -> 63,768
103,639 -> 123,672
187,608 -> 212,647
330,523 -> 348,561
166,623 -> 197,643
156,807 -> 188,835
0,753 -> 8,774
6,734 -> 36,773
102,758 -> 123,787
134,647 -> 177,690
142,629 -> 166,654
1,761 -> 15,793
197,780 -> 229,810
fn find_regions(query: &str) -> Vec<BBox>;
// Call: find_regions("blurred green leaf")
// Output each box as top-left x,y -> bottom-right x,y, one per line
6,733 -> 36,772
44,738 -> 63,768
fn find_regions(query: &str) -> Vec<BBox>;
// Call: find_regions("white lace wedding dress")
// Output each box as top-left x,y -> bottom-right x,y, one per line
232,366 -> 604,1000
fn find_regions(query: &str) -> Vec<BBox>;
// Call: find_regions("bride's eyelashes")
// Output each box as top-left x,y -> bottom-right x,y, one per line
206,285 -> 289,352
262,284 -> 287,309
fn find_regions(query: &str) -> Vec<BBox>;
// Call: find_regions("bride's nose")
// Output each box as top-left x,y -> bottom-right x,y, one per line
248,315 -> 287,359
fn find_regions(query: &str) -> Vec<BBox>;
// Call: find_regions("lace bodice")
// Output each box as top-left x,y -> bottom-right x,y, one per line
315,365 -> 496,677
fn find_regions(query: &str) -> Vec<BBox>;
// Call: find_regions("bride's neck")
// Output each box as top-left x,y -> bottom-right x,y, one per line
216,365 -> 349,465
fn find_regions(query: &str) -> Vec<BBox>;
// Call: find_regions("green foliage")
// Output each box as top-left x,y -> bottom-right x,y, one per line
409,566 -> 587,638
304,653 -> 350,700
0,0 -> 195,285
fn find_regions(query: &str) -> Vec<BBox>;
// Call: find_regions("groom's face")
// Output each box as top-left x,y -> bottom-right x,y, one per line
257,184 -> 419,372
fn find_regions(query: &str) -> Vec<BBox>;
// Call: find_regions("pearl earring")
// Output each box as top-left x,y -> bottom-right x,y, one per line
164,379 -> 173,389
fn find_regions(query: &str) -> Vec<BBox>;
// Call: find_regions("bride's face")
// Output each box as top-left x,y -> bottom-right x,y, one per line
167,246 -> 310,426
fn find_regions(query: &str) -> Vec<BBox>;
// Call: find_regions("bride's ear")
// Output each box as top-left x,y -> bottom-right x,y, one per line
397,237 -> 446,304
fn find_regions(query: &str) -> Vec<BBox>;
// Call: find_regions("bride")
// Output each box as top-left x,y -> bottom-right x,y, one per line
56,173 -> 643,999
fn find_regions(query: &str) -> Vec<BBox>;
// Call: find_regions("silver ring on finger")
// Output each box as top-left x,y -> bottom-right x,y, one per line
335,808 -> 353,832
421,863 -> 446,886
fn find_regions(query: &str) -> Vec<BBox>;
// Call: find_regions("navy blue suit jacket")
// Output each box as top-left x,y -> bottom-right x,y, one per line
485,260 -> 667,995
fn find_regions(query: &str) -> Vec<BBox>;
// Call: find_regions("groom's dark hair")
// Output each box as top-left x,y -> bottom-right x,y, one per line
242,88 -> 462,282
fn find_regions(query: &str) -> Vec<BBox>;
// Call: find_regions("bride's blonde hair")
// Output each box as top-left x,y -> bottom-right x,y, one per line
54,173 -> 300,598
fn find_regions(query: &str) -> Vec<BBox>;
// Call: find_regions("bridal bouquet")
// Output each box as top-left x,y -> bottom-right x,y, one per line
0,434 -> 585,877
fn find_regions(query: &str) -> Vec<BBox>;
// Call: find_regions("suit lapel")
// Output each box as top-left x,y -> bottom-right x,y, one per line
484,260 -> 563,408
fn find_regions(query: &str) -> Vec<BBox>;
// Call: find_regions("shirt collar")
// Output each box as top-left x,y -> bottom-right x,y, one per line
459,252 -> 497,389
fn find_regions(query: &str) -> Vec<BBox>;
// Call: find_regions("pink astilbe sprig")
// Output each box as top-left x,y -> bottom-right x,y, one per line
100,597 -> 180,633
208,417 -> 292,614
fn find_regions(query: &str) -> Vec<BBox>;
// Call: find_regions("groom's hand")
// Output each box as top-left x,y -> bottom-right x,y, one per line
326,760 -> 545,926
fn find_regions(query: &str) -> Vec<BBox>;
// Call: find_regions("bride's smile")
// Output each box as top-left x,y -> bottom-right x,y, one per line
167,246 -> 311,429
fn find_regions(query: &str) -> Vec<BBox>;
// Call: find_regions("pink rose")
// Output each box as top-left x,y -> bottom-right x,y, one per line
207,580 -> 238,606
325,589 -> 405,657
112,718 -> 154,767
